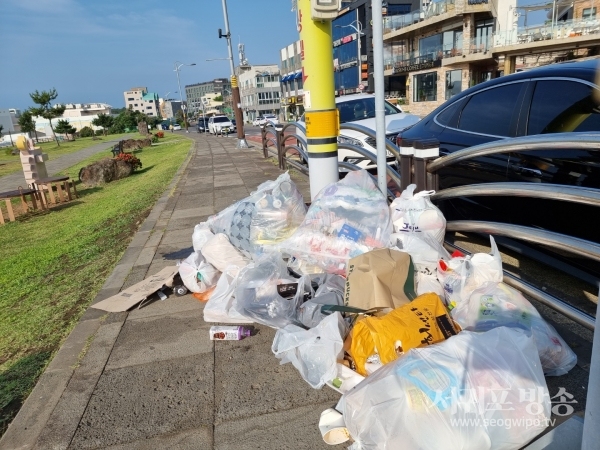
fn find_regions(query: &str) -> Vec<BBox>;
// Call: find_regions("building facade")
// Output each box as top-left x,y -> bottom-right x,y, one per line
62,103 -> 112,118
160,100 -> 184,120
383,0 -> 600,116
185,78 -> 230,117
123,87 -> 159,116
279,42 -> 304,121
237,64 -> 281,123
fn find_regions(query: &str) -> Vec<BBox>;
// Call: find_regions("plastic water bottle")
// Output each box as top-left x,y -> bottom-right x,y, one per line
209,326 -> 251,341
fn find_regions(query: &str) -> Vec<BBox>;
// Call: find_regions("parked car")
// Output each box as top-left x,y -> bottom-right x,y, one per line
208,115 -> 234,135
396,58 -> 600,281
172,124 -> 182,131
297,93 -> 421,170
254,114 -> 279,127
197,117 -> 209,133
231,119 -> 237,132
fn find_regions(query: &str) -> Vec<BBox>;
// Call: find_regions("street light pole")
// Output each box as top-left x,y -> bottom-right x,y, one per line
174,61 -> 196,133
219,0 -> 249,148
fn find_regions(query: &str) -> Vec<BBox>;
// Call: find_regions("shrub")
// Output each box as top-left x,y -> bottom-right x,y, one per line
115,152 -> 142,171
94,129 -> 104,136
151,134 -> 159,143
79,126 -> 94,138
156,131 -> 164,138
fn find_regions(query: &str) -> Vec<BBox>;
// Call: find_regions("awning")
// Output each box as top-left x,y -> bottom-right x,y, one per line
282,75 -> 291,82
294,71 -> 302,80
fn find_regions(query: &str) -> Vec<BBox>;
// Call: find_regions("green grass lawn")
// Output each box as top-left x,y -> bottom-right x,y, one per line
0,132 -> 136,178
0,133 -> 192,435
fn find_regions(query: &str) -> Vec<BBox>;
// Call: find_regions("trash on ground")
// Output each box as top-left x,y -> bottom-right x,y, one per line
175,172 -> 573,449
341,327 -> 551,450
91,266 -> 179,312
272,312 -> 347,389
349,292 -> 460,376
278,170 -> 392,275
451,281 -> 577,376
344,248 -> 417,311
209,325 -> 251,340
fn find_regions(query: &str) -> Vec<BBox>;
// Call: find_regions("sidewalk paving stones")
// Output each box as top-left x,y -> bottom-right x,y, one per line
0,132 -> 345,450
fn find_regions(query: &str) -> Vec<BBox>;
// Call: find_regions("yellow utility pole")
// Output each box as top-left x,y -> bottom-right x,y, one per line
298,0 -> 340,199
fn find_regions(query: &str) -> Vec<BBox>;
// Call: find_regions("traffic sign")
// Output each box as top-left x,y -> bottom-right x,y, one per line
358,83 -> 365,91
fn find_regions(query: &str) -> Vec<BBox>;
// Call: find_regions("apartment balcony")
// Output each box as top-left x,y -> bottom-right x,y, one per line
383,0 -> 457,40
493,17 -> 600,54
384,44 -> 463,76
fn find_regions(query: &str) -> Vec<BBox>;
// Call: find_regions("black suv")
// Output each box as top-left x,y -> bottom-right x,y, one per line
397,58 -> 600,281
197,117 -> 209,133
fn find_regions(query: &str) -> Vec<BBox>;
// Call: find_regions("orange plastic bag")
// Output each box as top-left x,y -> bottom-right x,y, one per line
350,293 -> 459,376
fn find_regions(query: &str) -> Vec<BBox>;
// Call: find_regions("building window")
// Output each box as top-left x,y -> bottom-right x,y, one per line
134,104 -> 138,106
413,72 -> 437,102
128,97 -> 134,101
445,70 -> 462,100
583,7 -> 596,19
386,4 -> 411,15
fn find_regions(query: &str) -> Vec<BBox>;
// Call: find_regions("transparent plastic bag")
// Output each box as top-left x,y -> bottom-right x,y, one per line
272,312 -> 347,389
203,265 -> 253,324
206,172 -> 306,257
278,170 -> 392,275
234,253 -> 309,328
437,235 -> 503,308
298,274 -> 345,328
342,327 -> 551,450
178,251 -> 221,293
390,184 -> 446,245
452,281 -> 577,376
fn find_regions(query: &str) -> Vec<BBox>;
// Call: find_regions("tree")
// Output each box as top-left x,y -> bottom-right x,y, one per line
28,88 -> 66,146
213,95 -> 223,102
175,110 -> 185,125
92,113 -> 114,136
54,119 -> 77,141
0,124 -> 3,139
18,110 -> 36,139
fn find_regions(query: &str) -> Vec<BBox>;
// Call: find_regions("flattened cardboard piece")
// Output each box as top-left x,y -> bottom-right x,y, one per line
91,266 -> 179,312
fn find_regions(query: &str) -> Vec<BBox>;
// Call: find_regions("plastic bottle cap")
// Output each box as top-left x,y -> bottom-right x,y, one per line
242,329 -> 252,338
273,199 -> 282,208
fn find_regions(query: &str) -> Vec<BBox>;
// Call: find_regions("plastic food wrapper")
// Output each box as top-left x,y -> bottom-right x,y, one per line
203,265 -> 253,324
202,233 -> 250,274
234,253 -> 309,328
272,312 -> 347,389
342,327 -> 551,450
344,248 -> 417,311
437,235 -> 503,308
206,172 -> 307,257
452,282 -> 577,376
279,170 -> 392,275
192,222 -> 214,252
393,233 -> 445,297
178,251 -> 221,294
389,184 -> 446,245
298,274 -> 345,329
350,293 -> 460,376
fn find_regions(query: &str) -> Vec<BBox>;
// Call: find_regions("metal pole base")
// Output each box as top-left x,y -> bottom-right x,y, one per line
236,138 -> 250,149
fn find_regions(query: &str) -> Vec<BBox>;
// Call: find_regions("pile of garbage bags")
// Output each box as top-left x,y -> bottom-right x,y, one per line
177,170 -> 577,450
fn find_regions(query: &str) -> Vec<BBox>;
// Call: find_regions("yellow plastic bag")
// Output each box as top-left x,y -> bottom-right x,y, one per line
350,293 -> 460,376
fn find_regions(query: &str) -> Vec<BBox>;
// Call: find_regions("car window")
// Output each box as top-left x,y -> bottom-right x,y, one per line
435,97 -> 467,127
336,98 -> 400,123
458,83 -> 524,136
214,117 -> 229,123
527,80 -> 600,134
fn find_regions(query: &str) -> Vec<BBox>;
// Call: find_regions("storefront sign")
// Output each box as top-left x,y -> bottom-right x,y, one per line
333,33 -> 357,47
393,59 -> 441,74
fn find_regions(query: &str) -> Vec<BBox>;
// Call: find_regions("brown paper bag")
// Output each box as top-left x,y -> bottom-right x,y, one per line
344,248 -> 417,310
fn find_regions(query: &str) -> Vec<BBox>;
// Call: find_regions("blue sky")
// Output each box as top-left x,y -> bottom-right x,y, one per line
0,0 -> 299,110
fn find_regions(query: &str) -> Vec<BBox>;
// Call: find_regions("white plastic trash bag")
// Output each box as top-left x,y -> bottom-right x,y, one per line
178,251 -> 221,293
206,172 -> 307,257
452,282 -> 577,376
278,170 -> 392,275
393,233 -> 445,297
202,233 -> 249,274
203,265 -> 253,324
390,184 -> 446,244
342,327 -> 551,450
192,222 -> 214,252
234,253 -> 308,328
272,312 -> 347,389
437,235 -> 503,308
